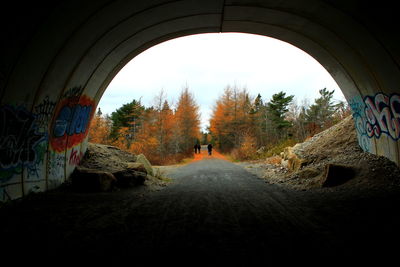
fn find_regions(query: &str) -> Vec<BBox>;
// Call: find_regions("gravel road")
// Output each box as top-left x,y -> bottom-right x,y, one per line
1,156 -> 400,265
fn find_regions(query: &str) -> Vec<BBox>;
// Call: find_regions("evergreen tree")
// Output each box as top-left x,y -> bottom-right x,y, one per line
266,91 -> 294,140
305,88 -> 336,132
109,99 -> 144,140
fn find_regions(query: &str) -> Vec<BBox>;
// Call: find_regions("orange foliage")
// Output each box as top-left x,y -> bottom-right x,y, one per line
107,88 -> 201,165
175,87 -> 201,154
209,86 -> 253,152
89,111 -> 111,144
231,133 -> 257,160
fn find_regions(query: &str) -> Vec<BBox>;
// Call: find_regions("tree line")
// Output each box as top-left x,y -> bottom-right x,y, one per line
208,85 -> 350,160
89,87 -> 201,165
89,84 -> 350,164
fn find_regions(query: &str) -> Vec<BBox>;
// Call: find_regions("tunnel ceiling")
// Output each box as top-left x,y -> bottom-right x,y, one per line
1,0 -> 400,201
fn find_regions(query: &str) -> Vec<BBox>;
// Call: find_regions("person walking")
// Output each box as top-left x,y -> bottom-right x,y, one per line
197,144 -> 201,154
194,144 -> 198,154
207,143 -> 213,156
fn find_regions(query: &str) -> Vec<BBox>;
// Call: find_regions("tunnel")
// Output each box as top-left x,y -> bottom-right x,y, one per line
1,0 -> 400,201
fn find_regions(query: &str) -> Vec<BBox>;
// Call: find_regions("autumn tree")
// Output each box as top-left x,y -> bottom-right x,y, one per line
89,108 -> 111,144
210,86 -> 236,151
128,107 -> 159,161
151,90 -> 175,162
174,86 -> 201,155
209,85 -> 254,152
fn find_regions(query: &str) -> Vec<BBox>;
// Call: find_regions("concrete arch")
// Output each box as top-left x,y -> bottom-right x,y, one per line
1,0 -> 400,200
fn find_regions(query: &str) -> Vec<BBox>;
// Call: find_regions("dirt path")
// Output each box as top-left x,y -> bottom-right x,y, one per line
192,145 -> 227,161
1,157 -> 400,265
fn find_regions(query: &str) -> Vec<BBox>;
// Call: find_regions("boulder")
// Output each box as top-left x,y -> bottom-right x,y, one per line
282,146 -> 308,171
70,167 -> 116,192
126,162 -> 147,174
136,154 -> 154,176
113,169 -> 146,188
322,164 -> 356,187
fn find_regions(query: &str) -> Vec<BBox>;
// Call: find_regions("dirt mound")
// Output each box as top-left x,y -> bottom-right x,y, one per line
240,116 -> 400,191
77,143 -> 169,190
292,116 -> 359,164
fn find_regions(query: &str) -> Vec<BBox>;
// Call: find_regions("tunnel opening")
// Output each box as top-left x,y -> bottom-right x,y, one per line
1,1 -> 400,201
93,32 -> 346,166
1,1 -> 400,263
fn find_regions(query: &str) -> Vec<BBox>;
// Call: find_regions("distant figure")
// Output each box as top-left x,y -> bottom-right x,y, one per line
197,144 -> 201,153
207,143 -> 213,155
194,144 -> 198,154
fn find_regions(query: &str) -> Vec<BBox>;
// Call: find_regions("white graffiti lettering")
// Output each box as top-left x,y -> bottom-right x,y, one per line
364,93 -> 400,140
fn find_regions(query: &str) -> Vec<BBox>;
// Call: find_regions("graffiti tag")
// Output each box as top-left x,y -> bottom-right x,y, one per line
349,96 -> 372,152
364,93 -> 400,140
0,106 -> 46,182
34,96 -> 56,134
50,94 -> 94,152
48,152 -> 65,178
69,147 -> 84,165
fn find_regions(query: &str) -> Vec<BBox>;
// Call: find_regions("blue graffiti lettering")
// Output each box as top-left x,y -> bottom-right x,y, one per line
53,104 -> 92,137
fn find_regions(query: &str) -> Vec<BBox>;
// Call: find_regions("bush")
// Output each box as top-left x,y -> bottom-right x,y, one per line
231,134 -> 258,161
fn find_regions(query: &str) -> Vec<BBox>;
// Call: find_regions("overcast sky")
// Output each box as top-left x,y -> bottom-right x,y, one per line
98,33 -> 344,130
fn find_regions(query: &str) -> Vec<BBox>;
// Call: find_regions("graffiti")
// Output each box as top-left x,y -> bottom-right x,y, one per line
50,93 -> 95,152
34,96 -> 56,134
48,152 -> 65,178
69,147 -> 84,165
364,93 -> 400,140
349,95 -> 372,152
349,93 -> 400,152
62,86 -> 84,99
0,105 -> 47,182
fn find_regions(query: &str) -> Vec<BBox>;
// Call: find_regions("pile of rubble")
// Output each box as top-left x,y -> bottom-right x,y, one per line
242,116 -> 400,191
68,143 -> 166,192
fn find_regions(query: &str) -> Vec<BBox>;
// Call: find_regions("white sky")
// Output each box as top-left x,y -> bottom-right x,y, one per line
98,33 -> 344,131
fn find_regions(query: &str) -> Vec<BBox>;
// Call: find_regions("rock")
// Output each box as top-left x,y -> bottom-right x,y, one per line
70,166 -> 116,192
126,162 -> 147,174
136,154 -> 154,176
256,146 -> 266,154
281,159 -> 289,168
322,164 -> 356,187
113,169 -> 146,188
80,142 -> 137,172
282,146 -> 308,171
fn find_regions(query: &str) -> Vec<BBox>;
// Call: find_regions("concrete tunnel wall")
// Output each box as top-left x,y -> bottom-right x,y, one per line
1,0 -> 400,201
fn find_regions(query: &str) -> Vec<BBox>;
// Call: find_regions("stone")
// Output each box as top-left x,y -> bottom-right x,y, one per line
322,164 -> 356,187
136,154 -> 154,176
126,162 -> 147,174
113,170 -> 146,188
70,167 -> 116,192
256,146 -> 266,154
282,146 -> 308,171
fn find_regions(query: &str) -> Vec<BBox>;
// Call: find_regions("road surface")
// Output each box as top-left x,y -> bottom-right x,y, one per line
1,151 -> 400,265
